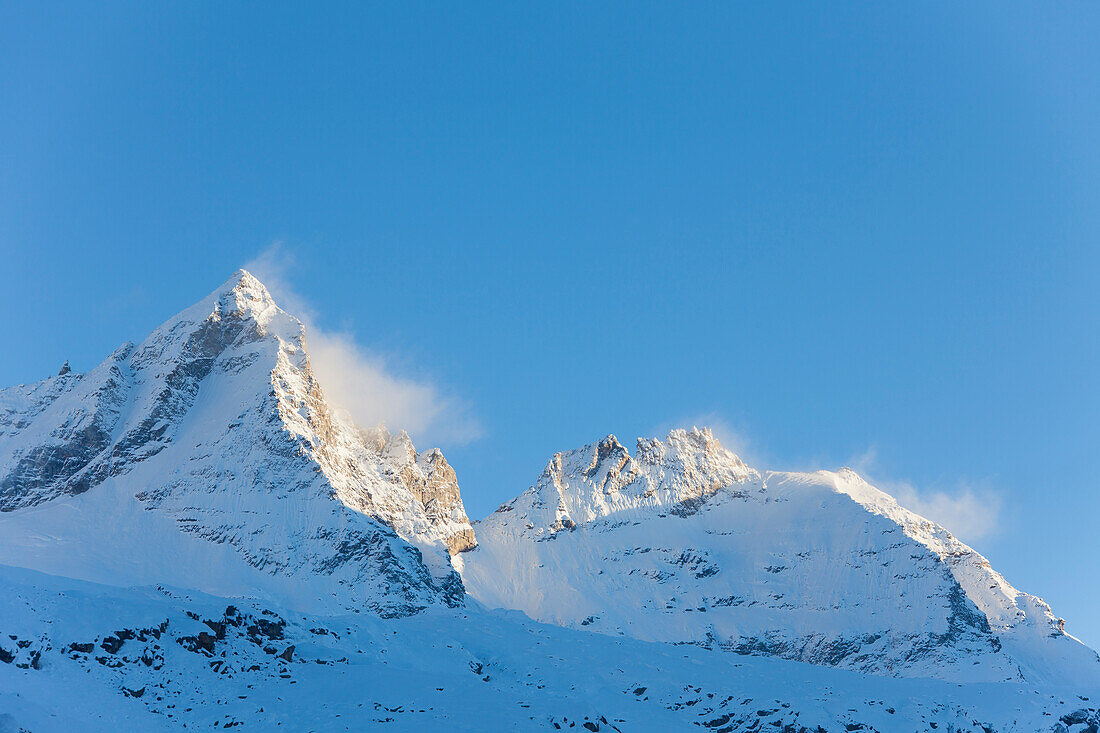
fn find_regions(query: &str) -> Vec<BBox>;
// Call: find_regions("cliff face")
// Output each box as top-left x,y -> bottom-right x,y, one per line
394,443 -> 478,554
341,425 -> 478,555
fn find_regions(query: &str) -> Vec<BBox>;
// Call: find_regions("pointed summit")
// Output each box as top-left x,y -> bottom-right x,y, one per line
143,269 -> 301,354
205,269 -> 283,329
56,360 -> 71,376
653,426 -> 747,469
216,268 -> 273,303
0,270 -> 476,617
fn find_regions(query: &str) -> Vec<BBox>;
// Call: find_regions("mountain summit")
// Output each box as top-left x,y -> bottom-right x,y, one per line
461,427 -> 1100,686
0,270 -> 475,617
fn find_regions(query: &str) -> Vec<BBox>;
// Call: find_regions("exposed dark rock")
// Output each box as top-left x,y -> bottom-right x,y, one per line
246,617 -> 285,643
100,635 -> 125,654
178,631 -> 217,655
204,619 -> 227,640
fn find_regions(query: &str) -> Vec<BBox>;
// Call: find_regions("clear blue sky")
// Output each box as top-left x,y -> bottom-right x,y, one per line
2,3 -> 1098,647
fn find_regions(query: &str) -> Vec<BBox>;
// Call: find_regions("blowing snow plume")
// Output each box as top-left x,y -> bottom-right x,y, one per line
244,245 -> 483,448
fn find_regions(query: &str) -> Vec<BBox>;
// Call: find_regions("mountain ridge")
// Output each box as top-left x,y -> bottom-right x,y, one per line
1,270 -> 1097,731
462,427 -> 1100,686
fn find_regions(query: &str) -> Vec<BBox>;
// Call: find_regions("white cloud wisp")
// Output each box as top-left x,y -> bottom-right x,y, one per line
850,447 -> 1002,544
243,245 -> 483,448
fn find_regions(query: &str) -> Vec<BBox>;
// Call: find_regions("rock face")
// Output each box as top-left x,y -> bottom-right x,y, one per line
358,427 -> 478,555
461,428 -> 1100,686
0,270 -> 476,616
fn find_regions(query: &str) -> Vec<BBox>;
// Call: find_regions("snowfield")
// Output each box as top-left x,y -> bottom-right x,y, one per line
2,565 -> 1098,733
0,271 -> 1096,732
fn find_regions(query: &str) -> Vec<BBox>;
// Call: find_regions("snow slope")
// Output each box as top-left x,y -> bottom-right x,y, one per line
462,428 -> 1100,686
0,271 -> 475,617
2,563 -> 1097,733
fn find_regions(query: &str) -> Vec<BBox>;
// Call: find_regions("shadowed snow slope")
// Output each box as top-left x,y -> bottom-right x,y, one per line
461,428 -> 1100,686
0,270 -> 475,617
2,563 -> 1099,733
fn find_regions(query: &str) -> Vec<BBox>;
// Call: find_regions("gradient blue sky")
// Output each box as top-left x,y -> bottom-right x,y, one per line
2,3 -> 1098,646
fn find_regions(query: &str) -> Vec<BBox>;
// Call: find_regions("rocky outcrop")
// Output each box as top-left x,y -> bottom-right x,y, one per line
482,427 -> 757,540
0,343 -> 132,510
391,437 -> 478,554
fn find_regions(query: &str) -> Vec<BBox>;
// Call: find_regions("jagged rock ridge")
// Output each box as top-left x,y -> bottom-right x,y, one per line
461,427 -> 1100,686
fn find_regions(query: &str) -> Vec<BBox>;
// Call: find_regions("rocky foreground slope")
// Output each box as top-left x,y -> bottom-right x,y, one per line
3,563 -> 1098,733
0,270 -> 1097,732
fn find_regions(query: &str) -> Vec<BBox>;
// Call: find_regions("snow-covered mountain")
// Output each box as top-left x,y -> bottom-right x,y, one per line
1,271 -> 1097,731
0,271 -> 474,617
462,428 -> 1100,686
